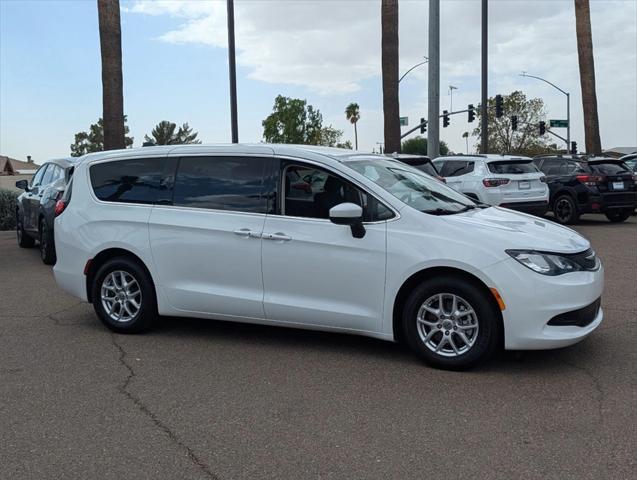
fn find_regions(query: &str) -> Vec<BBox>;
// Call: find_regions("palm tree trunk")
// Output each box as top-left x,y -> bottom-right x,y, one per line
381,0 -> 400,154
574,0 -> 602,154
354,122 -> 358,150
98,0 -> 125,150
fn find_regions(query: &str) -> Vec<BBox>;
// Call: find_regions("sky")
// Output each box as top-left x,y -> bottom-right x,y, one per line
0,0 -> 636,163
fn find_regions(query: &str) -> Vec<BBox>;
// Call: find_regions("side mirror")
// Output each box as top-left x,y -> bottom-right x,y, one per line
15,179 -> 29,191
329,202 -> 366,238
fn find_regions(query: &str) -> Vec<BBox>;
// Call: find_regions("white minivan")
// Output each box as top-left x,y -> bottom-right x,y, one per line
53,144 -> 604,369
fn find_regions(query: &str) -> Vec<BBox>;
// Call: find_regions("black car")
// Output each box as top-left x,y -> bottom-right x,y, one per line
15,158 -> 75,264
533,155 -> 636,224
387,153 -> 444,180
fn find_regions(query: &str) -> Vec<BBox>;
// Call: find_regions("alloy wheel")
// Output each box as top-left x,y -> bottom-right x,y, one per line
100,270 -> 142,323
555,198 -> 573,223
416,293 -> 479,357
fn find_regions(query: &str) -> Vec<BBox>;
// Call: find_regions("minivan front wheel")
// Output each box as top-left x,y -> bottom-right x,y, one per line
91,258 -> 156,333
402,276 -> 501,370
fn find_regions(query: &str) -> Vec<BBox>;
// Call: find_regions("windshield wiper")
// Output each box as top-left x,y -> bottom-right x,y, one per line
422,205 -> 476,215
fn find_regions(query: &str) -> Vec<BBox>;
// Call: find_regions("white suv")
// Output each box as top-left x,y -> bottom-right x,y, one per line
53,145 -> 603,369
434,155 -> 549,215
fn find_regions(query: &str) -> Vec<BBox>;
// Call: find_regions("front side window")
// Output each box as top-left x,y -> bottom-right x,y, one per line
345,158 -> 476,215
90,157 -> 174,204
173,156 -> 268,213
281,164 -> 393,221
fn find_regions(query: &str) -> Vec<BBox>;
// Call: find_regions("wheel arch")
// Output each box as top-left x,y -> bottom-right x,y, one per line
551,188 -> 577,208
86,248 -> 156,304
392,266 -> 503,345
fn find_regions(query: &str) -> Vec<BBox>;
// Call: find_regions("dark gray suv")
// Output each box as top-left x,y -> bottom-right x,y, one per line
15,157 -> 75,264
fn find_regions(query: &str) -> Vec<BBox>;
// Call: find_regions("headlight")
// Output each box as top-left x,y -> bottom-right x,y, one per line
506,249 -> 600,275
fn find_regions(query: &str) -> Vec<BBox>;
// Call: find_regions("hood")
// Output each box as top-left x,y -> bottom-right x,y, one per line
441,207 -> 590,253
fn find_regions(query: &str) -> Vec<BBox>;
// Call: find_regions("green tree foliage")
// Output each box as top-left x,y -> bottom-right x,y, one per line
70,117 -> 133,157
401,136 -> 449,156
345,102 -> 360,150
472,91 -> 557,156
144,121 -> 201,145
262,95 -> 323,144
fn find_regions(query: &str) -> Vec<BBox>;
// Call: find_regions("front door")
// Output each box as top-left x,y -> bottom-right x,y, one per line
261,161 -> 390,333
149,155 -> 273,320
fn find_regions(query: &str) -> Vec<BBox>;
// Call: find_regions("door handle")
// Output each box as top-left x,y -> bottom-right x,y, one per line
265,232 -> 292,242
233,228 -> 261,238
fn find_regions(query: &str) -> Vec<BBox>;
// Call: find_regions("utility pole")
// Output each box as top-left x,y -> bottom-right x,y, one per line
227,0 -> 239,143
480,0 -> 488,154
427,0 -> 440,159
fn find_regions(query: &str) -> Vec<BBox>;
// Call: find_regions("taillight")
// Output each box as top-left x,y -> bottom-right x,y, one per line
54,200 -> 67,217
483,178 -> 510,187
576,174 -> 603,186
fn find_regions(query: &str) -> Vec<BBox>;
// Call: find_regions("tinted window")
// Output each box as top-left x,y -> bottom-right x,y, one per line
487,160 -> 538,174
412,162 -> 438,176
560,161 -> 584,175
588,162 -> 632,175
439,160 -> 474,177
31,165 -> 48,187
90,157 -> 174,204
173,156 -> 268,213
40,164 -> 56,186
282,164 -> 393,221
538,159 -> 562,175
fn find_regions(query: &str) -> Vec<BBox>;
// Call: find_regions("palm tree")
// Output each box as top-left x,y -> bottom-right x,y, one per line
144,121 -> 201,145
97,0 -> 125,150
574,0 -> 602,154
345,103 -> 361,150
381,0 -> 400,153
462,131 -> 469,154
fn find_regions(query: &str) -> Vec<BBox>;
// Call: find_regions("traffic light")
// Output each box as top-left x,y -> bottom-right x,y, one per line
539,121 -> 546,135
570,141 -> 577,154
442,110 -> 450,128
468,104 -> 475,123
511,115 -> 518,131
495,94 -> 504,118
420,118 -> 427,134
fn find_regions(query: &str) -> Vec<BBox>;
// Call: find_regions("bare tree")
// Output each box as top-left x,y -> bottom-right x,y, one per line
97,0 -> 125,150
381,0 -> 400,153
574,0 -> 602,154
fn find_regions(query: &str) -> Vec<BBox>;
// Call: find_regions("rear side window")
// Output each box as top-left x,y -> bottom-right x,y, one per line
488,160 -> 538,174
173,156 -> 268,213
412,162 -> 438,176
537,159 -> 562,175
90,157 -> 174,204
588,162 -> 631,175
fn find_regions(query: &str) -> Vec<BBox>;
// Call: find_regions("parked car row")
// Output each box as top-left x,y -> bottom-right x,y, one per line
13,143 -> 607,371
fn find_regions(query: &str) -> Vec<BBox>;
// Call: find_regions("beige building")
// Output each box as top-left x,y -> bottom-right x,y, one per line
0,155 -> 40,192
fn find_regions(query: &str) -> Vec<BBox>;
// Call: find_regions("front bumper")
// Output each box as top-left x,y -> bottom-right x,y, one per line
484,257 -> 604,350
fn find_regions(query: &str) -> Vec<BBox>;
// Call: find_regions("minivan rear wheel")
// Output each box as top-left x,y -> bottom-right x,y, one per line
91,258 -> 156,333
401,276 -> 501,370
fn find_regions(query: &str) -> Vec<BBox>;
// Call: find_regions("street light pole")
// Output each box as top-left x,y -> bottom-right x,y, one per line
449,85 -> 458,112
399,57 -> 428,83
227,0 -> 239,143
519,72 -> 570,150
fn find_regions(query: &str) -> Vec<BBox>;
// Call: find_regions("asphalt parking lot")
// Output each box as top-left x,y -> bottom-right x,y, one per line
1,215 -> 636,480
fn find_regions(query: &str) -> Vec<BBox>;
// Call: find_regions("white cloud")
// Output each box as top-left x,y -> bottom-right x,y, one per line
125,0 -> 637,151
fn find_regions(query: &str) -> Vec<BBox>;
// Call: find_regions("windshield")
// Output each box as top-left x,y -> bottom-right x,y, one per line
344,157 -> 477,215
488,160 -> 538,174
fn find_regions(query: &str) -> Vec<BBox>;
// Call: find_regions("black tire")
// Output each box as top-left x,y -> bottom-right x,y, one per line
605,209 -> 631,223
91,257 -> 157,334
16,213 -> 35,248
39,220 -> 56,265
553,194 -> 579,224
401,275 -> 502,370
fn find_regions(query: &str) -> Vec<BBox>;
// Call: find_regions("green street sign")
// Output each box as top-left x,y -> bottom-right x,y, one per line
550,119 -> 568,128
400,116 -> 409,126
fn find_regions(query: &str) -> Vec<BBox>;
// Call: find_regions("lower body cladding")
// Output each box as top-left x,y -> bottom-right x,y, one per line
499,200 -> 549,216
484,258 -> 604,350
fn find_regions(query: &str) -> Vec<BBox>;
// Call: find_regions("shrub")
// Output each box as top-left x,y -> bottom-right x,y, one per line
0,188 -> 18,231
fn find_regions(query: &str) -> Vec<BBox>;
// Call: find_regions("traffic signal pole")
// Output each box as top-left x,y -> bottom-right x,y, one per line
427,0 -> 440,159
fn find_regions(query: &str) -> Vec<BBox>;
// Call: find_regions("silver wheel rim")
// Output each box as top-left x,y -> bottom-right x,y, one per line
101,270 -> 142,323
417,293 -> 479,357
